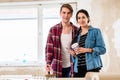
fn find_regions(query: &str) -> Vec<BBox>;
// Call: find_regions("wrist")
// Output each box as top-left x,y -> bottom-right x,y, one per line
87,48 -> 93,53
89,48 -> 93,53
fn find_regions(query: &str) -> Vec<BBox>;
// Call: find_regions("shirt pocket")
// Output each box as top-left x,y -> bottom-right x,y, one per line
89,38 -> 96,47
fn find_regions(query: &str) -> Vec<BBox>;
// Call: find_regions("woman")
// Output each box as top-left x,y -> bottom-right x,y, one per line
69,9 -> 106,77
45,4 -> 78,77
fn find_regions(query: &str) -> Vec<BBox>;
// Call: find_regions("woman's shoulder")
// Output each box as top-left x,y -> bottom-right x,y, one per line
89,25 -> 101,32
89,25 -> 102,36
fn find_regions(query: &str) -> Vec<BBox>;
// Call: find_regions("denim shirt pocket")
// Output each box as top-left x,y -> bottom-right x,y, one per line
87,38 -> 96,48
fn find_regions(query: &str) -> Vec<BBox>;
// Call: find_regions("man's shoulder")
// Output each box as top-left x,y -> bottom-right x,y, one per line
51,23 -> 61,29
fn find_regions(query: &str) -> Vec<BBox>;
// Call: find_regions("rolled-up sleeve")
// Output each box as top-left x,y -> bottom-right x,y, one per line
92,29 -> 106,56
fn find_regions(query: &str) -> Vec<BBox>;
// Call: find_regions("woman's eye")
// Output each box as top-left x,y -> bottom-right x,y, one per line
82,16 -> 85,19
78,17 -> 81,19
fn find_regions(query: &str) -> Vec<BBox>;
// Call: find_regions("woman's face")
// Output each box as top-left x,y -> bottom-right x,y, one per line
60,7 -> 72,23
77,12 -> 89,27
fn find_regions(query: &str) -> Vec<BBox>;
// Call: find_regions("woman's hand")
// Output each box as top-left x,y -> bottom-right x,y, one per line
69,49 -> 76,56
75,47 -> 93,54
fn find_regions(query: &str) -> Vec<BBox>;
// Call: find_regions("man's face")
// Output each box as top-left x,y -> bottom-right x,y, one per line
60,7 -> 72,23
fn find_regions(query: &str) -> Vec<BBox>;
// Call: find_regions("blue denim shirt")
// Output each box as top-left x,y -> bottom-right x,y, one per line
72,25 -> 106,73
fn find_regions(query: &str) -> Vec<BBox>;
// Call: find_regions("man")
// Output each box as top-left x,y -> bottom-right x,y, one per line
45,3 -> 78,77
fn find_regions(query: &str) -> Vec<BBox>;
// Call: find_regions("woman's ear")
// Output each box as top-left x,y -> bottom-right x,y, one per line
88,17 -> 90,23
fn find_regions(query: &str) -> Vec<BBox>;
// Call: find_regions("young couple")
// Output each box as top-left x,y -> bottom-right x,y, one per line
45,3 -> 106,78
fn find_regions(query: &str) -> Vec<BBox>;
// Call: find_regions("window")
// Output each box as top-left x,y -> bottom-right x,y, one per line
0,2 -> 77,66
0,6 -> 39,66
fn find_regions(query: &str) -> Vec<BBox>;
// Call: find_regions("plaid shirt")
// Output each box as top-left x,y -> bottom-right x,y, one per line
45,22 -> 78,77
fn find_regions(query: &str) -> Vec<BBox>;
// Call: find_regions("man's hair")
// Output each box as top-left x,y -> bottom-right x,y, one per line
60,3 -> 73,13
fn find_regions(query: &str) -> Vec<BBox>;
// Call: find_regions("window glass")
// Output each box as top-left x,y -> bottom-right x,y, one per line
0,7 -> 38,66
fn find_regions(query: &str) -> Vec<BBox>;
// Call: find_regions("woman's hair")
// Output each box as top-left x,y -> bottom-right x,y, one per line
76,9 -> 90,23
60,3 -> 73,13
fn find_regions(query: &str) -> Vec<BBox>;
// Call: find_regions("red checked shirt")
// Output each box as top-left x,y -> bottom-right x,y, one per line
45,22 -> 78,77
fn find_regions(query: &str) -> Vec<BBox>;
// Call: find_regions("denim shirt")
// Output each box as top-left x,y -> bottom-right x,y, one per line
72,25 -> 106,73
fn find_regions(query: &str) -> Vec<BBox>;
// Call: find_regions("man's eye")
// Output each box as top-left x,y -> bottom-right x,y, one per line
63,12 -> 65,14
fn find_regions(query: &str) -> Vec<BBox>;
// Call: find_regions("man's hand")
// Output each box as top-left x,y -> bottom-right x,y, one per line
46,64 -> 51,74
